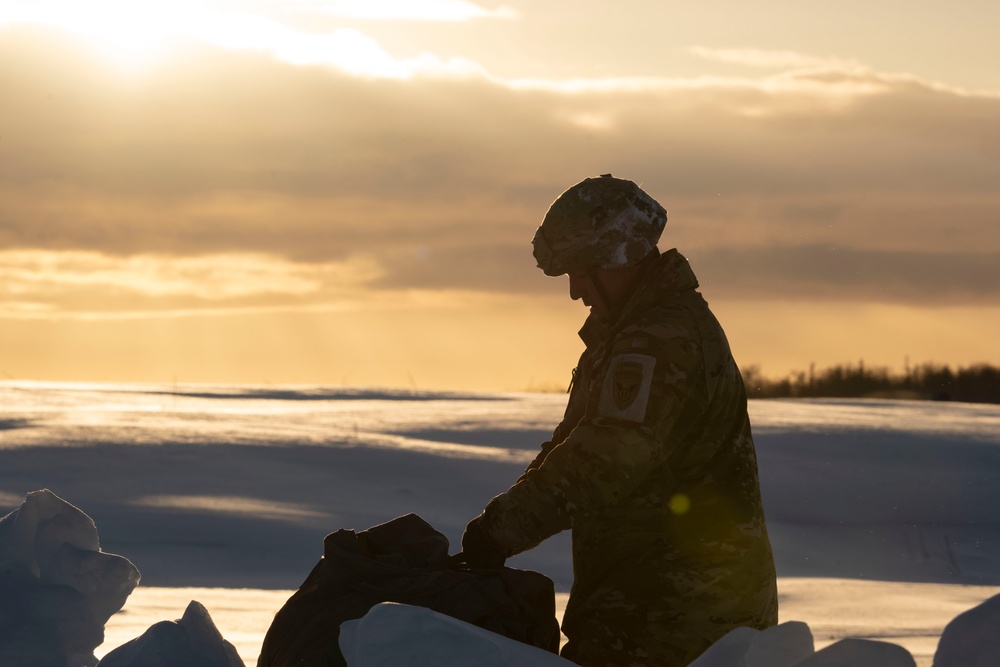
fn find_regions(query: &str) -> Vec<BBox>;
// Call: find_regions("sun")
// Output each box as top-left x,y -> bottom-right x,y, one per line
1,0 -> 498,79
2,1 -> 399,78
2,0 -> 213,68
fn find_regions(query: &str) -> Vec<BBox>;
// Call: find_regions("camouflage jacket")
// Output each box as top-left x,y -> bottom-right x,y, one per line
479,249 -> 778,664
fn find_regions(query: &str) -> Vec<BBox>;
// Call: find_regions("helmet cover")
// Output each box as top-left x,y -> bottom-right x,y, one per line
532,174 -> 667,276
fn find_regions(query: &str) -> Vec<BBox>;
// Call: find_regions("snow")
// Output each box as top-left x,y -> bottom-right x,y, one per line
1,381 -> 1000,665
96,600 -> 243,667
338,602 -> 575,667
0,488 -> 141,666
687,621 -> 813,667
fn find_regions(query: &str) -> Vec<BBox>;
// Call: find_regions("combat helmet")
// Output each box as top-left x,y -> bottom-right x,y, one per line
531,174 -> 667,277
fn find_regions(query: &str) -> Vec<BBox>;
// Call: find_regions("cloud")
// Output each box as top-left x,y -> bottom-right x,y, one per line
0,1 -> 507,78
1,30 -> 998,311
0,249 -> 390,319
0,250 -> 381,299
692,246 -> 1000,306
308,0 -> 521,21
187,18 -> 489,78
689,46 -> 861,71
0,245 -> 547,321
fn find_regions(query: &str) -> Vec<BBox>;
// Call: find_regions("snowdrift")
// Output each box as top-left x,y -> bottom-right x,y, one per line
3,489 -> 1000,667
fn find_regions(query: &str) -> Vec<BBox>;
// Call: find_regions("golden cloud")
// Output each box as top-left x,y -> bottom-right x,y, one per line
1,28 -> 998,311
0,249 -> 381,298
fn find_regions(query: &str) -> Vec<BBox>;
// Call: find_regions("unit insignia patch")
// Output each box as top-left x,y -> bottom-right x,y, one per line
598,354 -> 656,422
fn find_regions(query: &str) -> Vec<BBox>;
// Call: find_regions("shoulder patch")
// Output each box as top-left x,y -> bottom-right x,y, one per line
597,354 -> 656,422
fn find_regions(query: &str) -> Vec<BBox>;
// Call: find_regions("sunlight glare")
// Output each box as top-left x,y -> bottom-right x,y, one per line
0,249 -> 382,301
191,18 -> 413,76
320,0 -> 520,22
1,0 -> 487,79
132,495 -> 326,521
1,0 -> 206,67
188,16 -> 483,79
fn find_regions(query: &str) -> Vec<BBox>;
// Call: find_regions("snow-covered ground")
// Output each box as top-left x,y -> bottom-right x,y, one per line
2,381 -> 999,665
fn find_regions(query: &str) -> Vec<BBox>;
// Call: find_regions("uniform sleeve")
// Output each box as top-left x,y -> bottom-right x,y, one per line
482,308 -> 713,555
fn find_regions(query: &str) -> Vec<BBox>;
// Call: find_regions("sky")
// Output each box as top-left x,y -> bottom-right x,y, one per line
1,0 -> 998,390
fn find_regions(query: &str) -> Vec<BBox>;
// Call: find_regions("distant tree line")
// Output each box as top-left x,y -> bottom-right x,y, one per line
741,361 -> 1000,404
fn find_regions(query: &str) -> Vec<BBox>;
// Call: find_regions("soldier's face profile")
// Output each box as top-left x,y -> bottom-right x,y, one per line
568,265 -> 642,319
568,271 -> 609,317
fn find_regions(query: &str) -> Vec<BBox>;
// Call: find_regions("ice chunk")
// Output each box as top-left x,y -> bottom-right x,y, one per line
96,600 -> 244,667
687,626 -> 759,666
688,621 -> 813,667
1,488 -> 100,577
745,621 -> 814,667
794,637 -> 915,666
0,489 -> 141,667
339,602 -> 574,667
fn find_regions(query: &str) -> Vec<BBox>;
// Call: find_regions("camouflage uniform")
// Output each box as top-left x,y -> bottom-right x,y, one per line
478,249 -> 778,667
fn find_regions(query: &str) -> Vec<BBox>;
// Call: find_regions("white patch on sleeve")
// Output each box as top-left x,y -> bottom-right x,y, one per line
597,354 -> 656,422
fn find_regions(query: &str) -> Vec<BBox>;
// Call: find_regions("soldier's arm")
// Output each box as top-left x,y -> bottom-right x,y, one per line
518,357 -> 593,481
480,313 -> 711,555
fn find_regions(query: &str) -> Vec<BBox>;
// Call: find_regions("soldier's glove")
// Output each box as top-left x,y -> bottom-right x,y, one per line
460,516 -> 507,569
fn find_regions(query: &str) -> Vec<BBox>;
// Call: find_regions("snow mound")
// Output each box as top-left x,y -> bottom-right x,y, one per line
339,604 -> 922,667
689,621 -> 813,667
339,602 -> 575,667
690,622 -> 916,666
0,489 -> 140,667
796,638 -> 915,666
96,600 -> 244,667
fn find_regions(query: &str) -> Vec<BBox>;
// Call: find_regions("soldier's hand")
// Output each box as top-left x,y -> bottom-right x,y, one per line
460,516 -> 506,569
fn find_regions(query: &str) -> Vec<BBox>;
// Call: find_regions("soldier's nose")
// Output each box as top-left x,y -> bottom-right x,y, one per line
568,273 -> 588,302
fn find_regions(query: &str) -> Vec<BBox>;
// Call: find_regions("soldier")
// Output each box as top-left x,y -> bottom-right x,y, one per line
461,175 -> 778,666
